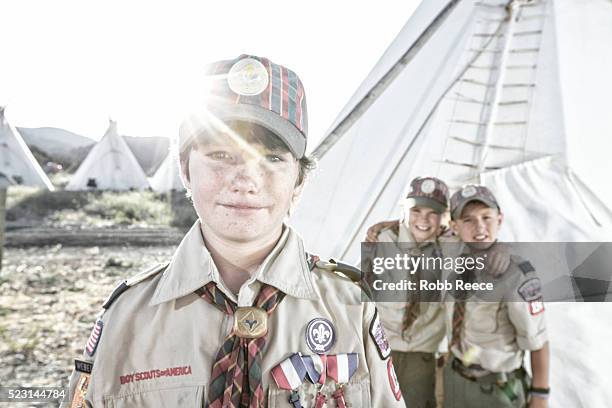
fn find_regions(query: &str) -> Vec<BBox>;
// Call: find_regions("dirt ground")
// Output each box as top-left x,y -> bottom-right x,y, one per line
0,244 -> 176,405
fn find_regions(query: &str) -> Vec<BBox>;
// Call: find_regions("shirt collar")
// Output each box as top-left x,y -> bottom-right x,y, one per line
150,220 -> 317,305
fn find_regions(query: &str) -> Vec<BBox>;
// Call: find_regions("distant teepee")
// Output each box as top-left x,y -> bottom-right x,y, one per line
66,119 -> 150,191
150,149 -> 184,193
0,106 -> 54,190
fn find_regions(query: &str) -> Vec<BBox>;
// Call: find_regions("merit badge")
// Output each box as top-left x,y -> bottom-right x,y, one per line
303,354 -> 327,385
234,307 -> 268,338
461,185 -> 477,198
227,58 -> 269,96
305,318 -> 336,354
517,278 -> 542,302
387,358 -> 402,401
303,354 -> 328,408
421,179 -> 436,194
271,353 -> 307,408
86,319 -> 103,357
328,354 -> 359,408
529,299 -> 545,315
369,310 -> 391,360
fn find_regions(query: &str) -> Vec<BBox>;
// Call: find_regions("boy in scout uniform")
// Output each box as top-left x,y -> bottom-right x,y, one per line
364,178 -> 511,408
444,185 -> 550,408
370,176 -> 451,408
62,55 -> 405,407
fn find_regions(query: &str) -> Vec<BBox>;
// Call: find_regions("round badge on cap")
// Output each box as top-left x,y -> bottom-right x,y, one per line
227,58 -> 269,96
461,185 -> 477,198
305,318 -> 336,354
421,179 -> 436,194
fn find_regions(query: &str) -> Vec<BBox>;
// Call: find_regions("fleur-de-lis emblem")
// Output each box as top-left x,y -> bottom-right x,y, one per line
313,323 -> 331,344
306,318 -> 336,354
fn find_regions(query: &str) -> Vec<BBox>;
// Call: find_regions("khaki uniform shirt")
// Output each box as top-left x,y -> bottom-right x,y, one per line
373,224 -> 453,354
63,221 -> 406,407
445,255 -> 548,373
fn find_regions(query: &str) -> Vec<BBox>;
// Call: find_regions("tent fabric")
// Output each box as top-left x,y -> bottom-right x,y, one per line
0,107 -> 54,190
150,150 -> 184,193
66,120 -> 150,191
291,0 -> 612,263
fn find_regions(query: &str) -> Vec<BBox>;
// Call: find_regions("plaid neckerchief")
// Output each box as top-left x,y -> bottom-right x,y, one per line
196,281 -> 285,408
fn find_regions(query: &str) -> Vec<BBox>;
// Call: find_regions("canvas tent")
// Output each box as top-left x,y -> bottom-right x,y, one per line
292,0 -> 612,263
150,150 -> 184,192
66,120 -> 150,191
0,107 -> 54,190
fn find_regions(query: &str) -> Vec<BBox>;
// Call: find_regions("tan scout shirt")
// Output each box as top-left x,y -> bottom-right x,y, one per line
63,221 -> 406,408
445,255 -> 548,373
373,224 -> 451,354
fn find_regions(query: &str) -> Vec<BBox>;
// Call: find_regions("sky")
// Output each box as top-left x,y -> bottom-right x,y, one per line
0,0 -> 421,149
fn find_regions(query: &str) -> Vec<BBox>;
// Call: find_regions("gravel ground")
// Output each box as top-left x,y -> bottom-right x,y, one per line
0,245 -> 176,406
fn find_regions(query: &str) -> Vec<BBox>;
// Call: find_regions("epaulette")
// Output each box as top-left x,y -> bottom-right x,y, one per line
315,258 -> 362,282
511,255 -> 536,275
102,263 -> 168,309
316,258 -> 373,300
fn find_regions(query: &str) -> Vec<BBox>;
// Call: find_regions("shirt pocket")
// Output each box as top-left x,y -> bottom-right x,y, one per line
267,381 -> 371,408
103,384 -> 205,408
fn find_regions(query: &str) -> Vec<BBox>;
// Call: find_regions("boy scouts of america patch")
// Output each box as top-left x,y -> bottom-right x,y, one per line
369,310 -> 391,360
227,58 -> 269,96
85,319 -> 103,357
305,318 -> 336,354
517,277 -> 542,302
387,358 -> 402,401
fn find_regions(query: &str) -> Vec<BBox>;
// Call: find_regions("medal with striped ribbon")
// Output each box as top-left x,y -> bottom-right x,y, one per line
302,354 -> 328,408
271,353 -> 307,408
327,353 -> 359,408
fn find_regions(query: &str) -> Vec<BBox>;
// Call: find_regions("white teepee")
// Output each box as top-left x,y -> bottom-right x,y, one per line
292,0 -> 612,262
66,119 -> 150,191
0,107 -> 54,190
150,150 -> 184,192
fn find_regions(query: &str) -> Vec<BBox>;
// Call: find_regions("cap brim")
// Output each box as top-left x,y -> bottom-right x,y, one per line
180,103 -> 306,158
404,197 -> 447,214
451,198 -> 499,220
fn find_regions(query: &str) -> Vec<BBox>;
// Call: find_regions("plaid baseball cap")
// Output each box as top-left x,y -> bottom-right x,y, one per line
404,177 -> 449,214
450,184 -> 500,220
179,55 -> 308,158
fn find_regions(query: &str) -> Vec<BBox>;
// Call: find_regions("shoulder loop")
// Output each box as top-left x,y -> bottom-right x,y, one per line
316,258 -> 373,300
518,261 -> 535,275
102,263 -> 168,309
315,258 -> 362,283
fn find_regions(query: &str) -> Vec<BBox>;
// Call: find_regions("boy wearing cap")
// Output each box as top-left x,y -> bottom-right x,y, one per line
369,176 -> 452,408
63,55 -> 405,408
444,184 -> 550,408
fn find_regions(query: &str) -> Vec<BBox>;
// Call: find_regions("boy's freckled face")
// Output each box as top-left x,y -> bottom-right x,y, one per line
452,201 -> 503,251
183,132 -> 300,243
405,206 -> 442,243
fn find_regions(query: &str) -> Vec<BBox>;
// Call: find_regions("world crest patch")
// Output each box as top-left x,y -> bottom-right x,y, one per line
305,318 -> 336,354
